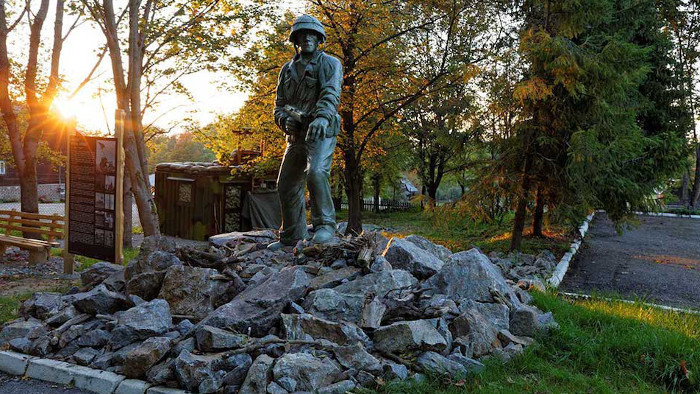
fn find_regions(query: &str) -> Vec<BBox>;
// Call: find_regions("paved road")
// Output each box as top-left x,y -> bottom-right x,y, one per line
0,372 -> 89,393
561,212 -> 700,310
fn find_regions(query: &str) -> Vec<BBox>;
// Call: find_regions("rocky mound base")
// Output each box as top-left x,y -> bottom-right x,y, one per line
0,231 -> 557,393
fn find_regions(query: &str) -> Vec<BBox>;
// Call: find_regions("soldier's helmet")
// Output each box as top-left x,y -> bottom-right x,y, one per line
289,14 -> 326,44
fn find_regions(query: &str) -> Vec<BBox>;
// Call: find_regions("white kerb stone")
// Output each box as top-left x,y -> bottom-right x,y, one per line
26,358 -> 74,385
116,379 -> 153,394
0,351 -> 33,375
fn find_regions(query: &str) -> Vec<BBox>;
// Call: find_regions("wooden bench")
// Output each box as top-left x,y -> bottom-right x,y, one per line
0,210 -> 64,264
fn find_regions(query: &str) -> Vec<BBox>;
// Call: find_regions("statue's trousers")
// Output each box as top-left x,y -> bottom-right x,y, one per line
277,135 -> 337,245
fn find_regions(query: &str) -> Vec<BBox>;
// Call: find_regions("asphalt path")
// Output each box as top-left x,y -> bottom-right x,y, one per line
0,371 -> 89,393
561,212 -> 700,310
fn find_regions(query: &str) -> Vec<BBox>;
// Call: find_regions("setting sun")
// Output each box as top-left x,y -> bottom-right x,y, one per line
52,98 -> 79,120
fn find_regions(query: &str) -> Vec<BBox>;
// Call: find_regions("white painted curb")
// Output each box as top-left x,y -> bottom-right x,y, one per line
0,350 -> 190,394
633,211 -> 700,219
547,212 -> 595,288
561,291 -> 700,315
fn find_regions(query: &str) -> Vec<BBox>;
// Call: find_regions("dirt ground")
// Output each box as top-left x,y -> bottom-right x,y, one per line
0,248 -> 79,297
561,212 -> 700,310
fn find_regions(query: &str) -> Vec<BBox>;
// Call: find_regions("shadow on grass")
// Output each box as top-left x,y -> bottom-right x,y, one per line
369,291 -> 699,393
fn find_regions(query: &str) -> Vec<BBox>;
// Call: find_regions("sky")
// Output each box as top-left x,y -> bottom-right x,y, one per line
20,0 -> 306,136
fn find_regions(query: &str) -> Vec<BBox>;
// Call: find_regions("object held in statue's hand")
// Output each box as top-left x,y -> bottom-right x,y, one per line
283,105 -> 312,142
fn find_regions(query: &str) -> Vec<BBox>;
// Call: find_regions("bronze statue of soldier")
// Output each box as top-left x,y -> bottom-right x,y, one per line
268,14 -> 343,250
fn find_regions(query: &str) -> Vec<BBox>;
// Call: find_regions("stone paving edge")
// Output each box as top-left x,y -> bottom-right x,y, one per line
0,350 -> 190,394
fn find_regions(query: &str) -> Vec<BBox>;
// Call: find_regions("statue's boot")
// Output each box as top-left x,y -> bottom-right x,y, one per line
311,225 -> 334,244
267,241 -> 284,251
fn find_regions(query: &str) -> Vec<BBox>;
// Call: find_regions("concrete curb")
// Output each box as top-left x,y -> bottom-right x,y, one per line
561,291 -> 700,315
0,350 -> 190,394
547,212 -> 595,288
633,211 -> 700,219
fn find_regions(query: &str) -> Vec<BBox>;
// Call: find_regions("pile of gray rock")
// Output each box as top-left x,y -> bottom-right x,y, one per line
488,250 -> 558,284
0,231 -> 558,393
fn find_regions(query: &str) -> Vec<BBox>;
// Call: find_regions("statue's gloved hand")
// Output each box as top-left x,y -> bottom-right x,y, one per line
285,117 -> 302,134
306,117 -> 329,142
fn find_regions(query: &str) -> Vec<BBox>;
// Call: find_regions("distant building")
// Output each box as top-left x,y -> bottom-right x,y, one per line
401,176 -> 418,198
0,127 -> 67,186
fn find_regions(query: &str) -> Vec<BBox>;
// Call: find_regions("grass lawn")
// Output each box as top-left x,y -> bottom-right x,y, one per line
377,291 -> 699,393
337,208 -> 573,257
341,208 -> 698,392
50,247 -> 139,270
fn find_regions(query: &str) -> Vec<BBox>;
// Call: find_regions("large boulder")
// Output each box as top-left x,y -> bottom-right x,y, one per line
126,271 -> 167,301
124,238 -> 181,301
222,354 -> 253,387
123,337 -> 172,378
510,305 -> 541,337
405,235 -> 453,262
424,249 -> 519,305
174,351 -> 223,393
19,292 -> 62,320
240,354 -> 274,394
416,351 -> 468,377
209,230 -> 277,248
272,352 -> 343,392
450,308 -> 499,358
302,289 -> 365,324
459,300 -> 510,331
72,284 -> 130,315
382,238 -> 444,279
195,325 -> 248,352
158,265 -> 244,320
281,314 -> 371,348
115,299 -> 172,339
309,267 -> 362,291
373,320 -> 448,354
332,269 -> 418,297
0,318 -> 46,345
133,235 -> 177,268
333,343 -> 382,373
202,267 -> 311,336
81,262 -> 125,289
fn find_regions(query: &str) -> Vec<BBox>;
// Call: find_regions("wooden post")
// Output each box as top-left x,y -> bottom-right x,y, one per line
63,123 -> 76,274
115,110 -> 125,265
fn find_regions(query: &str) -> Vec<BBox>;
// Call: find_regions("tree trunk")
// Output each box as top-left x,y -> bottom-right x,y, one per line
691,144 -> 700,208
532,186 -> 544,237
682,169 -> 689,207
510,148 -> 533,251
123,183 -> 133,248
344,164 -> 363,236
427,184 -> 438,208
510,187 -> 530,251
100,0 -> 160,237
373,175 -> 380,213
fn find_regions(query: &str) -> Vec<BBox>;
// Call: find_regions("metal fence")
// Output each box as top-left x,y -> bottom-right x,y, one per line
339,198 -> 415,212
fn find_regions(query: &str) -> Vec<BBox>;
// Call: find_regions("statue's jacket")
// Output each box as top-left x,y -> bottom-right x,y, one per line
274,50 -> 343,138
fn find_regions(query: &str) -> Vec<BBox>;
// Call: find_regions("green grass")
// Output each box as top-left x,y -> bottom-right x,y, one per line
1,283 -> 77,325
337,208 -> 572,257
50,247 -> 139,270
0,295 -> 23,325
374,291 -> 700,393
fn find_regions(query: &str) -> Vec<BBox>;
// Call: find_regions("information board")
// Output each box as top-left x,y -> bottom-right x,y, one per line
67,134 -> 120,262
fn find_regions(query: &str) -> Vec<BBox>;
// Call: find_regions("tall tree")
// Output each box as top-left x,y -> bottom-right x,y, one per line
0,0 -> 73,216
509,0 -> 689,250
80,0 -> 259,236
665,0 -> 700,208
309,0 -> 503,234
402,81 -> 479,207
